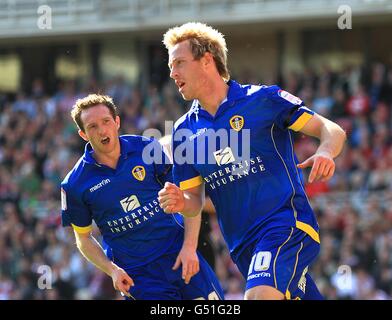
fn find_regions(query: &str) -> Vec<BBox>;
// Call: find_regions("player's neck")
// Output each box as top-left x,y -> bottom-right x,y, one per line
199,78 -> 229,117
93,144 -> 121,170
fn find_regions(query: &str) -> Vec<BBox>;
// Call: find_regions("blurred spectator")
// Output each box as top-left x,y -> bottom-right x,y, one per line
0,60 -> 391,300
346,84 -> 370,117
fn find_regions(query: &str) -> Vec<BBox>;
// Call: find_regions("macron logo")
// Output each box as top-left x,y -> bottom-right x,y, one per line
189,128 -> 207,141
89,179 -> 111,193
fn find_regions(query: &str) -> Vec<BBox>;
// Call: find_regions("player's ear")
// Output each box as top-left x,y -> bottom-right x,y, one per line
115,116 -> 120,130
202,52 -> 214,69
78,129 -> 88,142
203,52 -> 214,64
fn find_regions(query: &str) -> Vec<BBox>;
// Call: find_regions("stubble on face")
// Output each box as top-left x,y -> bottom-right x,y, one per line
80,105 -> 119,155
169,40 -> 207,101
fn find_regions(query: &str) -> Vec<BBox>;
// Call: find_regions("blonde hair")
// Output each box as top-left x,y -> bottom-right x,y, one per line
163,22 -> 230,81
71,94 -> 118,132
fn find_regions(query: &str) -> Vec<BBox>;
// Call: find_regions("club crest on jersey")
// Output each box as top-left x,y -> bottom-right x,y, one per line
230,115 -> 244,131
132,166 -> 146,181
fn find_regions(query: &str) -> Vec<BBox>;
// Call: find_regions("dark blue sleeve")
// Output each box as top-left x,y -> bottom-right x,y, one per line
61,183 -> 93,233
266,85 -> 315,131
172,125 -> 203,190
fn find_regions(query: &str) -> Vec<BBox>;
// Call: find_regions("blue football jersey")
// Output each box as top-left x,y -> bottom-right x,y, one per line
61,135 -> 184,268
172,80 -> 320,262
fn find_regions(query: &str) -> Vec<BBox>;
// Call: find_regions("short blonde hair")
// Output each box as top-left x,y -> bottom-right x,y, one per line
163,22 -> 230,81
71,94 -> 118,132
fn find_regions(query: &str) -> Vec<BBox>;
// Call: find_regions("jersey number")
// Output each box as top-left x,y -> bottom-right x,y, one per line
248,251 -> 272,274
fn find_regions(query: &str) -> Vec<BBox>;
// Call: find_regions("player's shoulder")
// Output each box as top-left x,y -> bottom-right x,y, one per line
239,82 -> 281,99
120,134 -> 165,162
240,82 -> 303,107
261,84 -> 303,105
120,134 -> 154,149
228,80 -> 279,106
173,113 -> 188,131
61,156 -> 87,190
173,105 -> 195,131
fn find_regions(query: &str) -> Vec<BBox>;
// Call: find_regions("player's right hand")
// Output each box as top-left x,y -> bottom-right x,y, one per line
110,265 -> 134,298
158,182 -> 185,213
297,151 -> 335,183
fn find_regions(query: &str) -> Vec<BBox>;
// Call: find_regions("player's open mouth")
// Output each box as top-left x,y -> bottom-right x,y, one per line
177,81 -> 185,91
101,137 -> 110,145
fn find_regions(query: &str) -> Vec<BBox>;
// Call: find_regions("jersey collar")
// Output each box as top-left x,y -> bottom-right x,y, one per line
189,80 -> 246,120
82,135 -> 136,165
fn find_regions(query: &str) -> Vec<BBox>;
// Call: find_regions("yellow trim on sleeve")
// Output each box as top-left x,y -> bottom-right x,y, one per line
71,223 -> 93,234
288,112 -> 313,132
296,221 -> 320,244
179,175 -> 203,190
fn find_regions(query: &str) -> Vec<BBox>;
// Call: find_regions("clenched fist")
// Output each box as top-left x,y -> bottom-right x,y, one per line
158,182 -> 185,213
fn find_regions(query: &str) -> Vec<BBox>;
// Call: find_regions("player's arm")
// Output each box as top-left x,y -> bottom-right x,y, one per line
297,113 -> 346,182
157,135 -> 205,217
172,214 -> 202,284
73,229 -> 134,297
203,196 -> 216,215
158,182 -> 205,217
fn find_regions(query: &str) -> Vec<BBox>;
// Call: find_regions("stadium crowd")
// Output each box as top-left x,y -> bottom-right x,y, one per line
0,61 -> 391,300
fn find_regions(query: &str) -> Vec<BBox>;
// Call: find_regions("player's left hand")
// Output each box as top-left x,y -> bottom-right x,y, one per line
297,151 -> 335,183
172,246 -> 200,285
158,182 -> 185,213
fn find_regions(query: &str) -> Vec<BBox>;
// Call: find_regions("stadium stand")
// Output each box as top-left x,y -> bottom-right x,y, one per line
0,0 -> 391,300
0,60 -> 391,299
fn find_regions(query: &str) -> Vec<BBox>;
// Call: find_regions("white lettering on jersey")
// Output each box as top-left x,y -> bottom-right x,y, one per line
189,128 -> 207,141
89,179 -> 111,193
